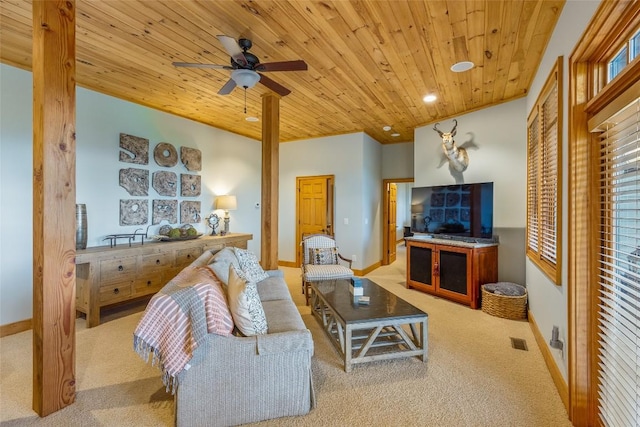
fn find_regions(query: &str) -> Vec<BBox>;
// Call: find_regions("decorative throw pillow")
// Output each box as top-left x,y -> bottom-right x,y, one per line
227,265 -> 268,336
208,247 -> 240,286
310,247 -> 339,265
232,247 -> 269,283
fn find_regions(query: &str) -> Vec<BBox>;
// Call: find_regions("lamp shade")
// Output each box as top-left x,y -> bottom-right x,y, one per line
411,204 -> 424,214
231,69 -> 260,89
216,195 -> 237,211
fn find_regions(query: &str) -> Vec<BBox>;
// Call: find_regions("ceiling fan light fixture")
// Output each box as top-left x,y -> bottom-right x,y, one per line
231,69 -> 260,88
450,61 -> 474,72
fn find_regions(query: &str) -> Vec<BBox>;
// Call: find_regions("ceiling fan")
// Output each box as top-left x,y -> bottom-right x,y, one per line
172,35 -> 307,97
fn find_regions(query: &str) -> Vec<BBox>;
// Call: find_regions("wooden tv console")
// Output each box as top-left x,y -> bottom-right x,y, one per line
75,233 -> 252,327
405,236 -> 498,308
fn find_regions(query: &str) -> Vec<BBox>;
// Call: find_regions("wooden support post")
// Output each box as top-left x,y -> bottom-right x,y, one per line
261,93 -> 280,269
32,0 -> 77,416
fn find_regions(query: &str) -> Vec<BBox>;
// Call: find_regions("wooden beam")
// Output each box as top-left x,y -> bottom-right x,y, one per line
261,93 -> 280,269
32,0 -> 77,416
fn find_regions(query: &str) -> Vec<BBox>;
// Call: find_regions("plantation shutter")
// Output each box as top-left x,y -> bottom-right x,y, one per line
540,84 -> 559,264
527,115 -> 540,253
593,96 -> 640,427
526,58 -> 561,283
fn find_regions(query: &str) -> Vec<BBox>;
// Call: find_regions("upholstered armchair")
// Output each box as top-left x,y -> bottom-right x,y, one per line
300,234 -> 354,305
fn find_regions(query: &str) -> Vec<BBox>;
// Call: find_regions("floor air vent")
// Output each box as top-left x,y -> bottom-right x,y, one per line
510,337 -> 528,351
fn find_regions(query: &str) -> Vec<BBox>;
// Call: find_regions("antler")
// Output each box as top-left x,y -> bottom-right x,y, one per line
433,123 -> 444,137
450,119 -> 458,137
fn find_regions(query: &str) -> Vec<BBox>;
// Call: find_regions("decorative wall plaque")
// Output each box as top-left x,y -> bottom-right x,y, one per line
119,168 -> 149,196
180,146 -> 202,171
120,199 -> 148,225
180,174 -> 201,197
154,142 -> 178,167
152,199 -> 178,224
119,133 -> 149,165
180,201 -> 201,224
152,171 -> 177,197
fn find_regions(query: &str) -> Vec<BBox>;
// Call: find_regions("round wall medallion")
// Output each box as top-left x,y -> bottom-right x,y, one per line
154,142 -> 178,167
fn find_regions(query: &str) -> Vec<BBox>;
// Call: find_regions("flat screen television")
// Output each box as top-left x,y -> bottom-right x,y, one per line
410,182 -> 494,240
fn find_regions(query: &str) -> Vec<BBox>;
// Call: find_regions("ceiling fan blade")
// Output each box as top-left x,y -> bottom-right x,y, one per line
218,78 -> 237,95
216,35 -> 248,68
256,60 -> 308,72
258,73 -> 291,97
172,62 -> 232,70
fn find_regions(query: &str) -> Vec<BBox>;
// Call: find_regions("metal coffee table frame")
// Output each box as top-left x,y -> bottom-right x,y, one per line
310,279 -> 428,372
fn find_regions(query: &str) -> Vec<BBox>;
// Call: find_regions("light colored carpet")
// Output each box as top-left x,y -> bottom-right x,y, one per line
0,246 -> 571,426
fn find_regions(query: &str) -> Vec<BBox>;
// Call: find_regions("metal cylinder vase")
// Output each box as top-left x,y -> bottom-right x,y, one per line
76,204 -> 87,250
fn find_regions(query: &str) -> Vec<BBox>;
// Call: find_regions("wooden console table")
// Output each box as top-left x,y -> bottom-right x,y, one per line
405,236 -> 498,309
75,233 -> 252,327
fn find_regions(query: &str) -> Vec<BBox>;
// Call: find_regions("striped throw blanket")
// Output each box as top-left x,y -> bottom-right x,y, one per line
133,266 -> 234,393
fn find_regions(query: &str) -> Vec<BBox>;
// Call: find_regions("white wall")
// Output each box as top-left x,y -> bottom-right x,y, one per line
279,133 -> 367,267
382,142 -> 414,179
75,84 -> 263,249
0,64 -> 263,325
524,0 -> 601,381
414,98 -> 528,285
1,65 -> 33,325
361,134 -> 383,268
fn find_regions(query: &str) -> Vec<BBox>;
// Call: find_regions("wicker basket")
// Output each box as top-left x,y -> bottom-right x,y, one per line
481,283 -> 528,320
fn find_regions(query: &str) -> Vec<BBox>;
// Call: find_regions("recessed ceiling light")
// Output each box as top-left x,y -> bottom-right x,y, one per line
450,61 -> 474,72
391,133 -> 400,137
383,125 -> 392,131
423,94 -> 437,103
245,116 -> 259,122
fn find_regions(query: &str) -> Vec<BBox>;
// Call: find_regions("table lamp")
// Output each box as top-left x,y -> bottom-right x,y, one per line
216,195 -> 237,235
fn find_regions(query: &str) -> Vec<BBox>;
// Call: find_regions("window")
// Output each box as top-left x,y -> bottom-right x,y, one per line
631,30 -> 640,60
569,2 -> 640,424
593,96 -> 640,427
608,28 -> 640,82
526,57 -> 562,284
608,47 -> 628,82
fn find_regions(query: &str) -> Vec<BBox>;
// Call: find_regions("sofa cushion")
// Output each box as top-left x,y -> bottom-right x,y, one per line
261,299 -> 307,333
303,264 -> 354,281
227,265 -> 268,336
233,248 -> 270,283
309,247 -> 338,265
256,275 -> 293,302
207,247 -> 239,286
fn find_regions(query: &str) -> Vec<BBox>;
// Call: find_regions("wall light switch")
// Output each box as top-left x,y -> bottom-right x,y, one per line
344,218 -> 349,225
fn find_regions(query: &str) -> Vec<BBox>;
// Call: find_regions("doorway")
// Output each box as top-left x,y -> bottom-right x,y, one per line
296,175 -> 335,266
382,178 -> 414,265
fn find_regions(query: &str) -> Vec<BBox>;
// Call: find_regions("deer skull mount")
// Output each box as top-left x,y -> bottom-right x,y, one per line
433,119 -> 469,172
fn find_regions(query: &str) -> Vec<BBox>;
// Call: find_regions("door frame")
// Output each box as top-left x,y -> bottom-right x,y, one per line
382,178 -> 414,265
296,174 -> 335,266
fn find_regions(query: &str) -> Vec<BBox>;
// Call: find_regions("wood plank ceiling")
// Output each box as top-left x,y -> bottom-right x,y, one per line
0,0 -> 564,144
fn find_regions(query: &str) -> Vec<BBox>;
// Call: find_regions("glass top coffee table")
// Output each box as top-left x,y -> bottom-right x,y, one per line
309,278 -> 428,372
